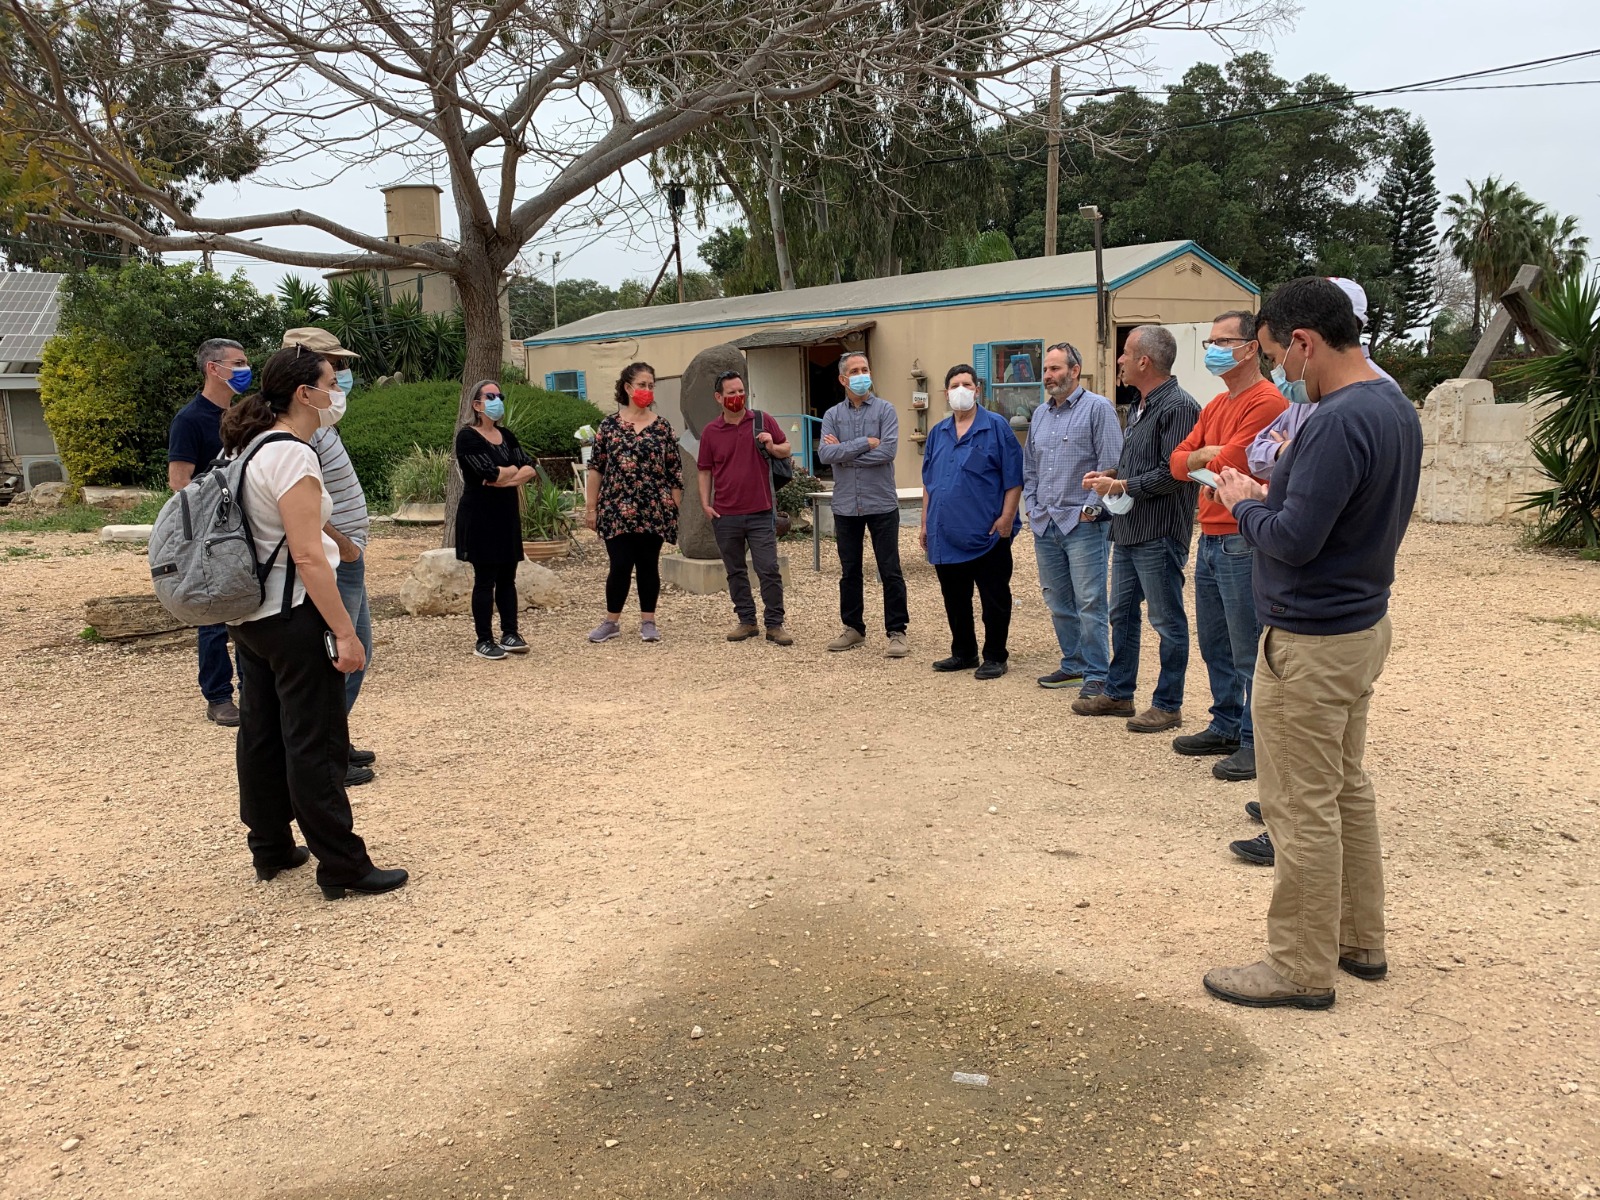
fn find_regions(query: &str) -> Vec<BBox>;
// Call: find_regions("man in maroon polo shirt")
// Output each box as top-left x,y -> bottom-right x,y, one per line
696,370 -> 795,645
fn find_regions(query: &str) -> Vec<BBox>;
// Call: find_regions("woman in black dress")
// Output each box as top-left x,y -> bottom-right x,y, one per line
454,380 -> 536,660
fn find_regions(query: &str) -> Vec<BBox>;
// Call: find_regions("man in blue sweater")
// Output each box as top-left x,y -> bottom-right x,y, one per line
1202,276 -> 1423,1010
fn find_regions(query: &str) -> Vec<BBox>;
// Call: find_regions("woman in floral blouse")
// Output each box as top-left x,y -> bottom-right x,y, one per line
583,362 -> 684,642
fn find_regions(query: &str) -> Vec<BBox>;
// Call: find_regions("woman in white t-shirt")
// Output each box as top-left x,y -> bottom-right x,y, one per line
219,344 -> 407,901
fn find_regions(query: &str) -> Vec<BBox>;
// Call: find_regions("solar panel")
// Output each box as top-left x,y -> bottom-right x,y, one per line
0,273 -> 64,351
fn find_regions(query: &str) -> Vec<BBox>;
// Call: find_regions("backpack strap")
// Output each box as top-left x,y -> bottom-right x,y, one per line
234,431 -> 304,615
750,408 -> 776,508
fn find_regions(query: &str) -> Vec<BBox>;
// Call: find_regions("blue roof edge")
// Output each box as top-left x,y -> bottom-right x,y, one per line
524,241 -> 1258,348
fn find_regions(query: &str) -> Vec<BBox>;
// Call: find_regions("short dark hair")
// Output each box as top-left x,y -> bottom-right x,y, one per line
1213,310 -> 1258,341
1046,341 -> 1082,369
714,370 -> 745,393
944,363 -> 981,390
1257,278 -> 1361,351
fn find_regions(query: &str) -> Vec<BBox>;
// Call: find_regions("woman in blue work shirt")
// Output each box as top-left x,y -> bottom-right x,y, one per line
919,364 -> 1025,680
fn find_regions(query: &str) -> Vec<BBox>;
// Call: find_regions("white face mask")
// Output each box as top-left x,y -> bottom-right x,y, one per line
948,385 -> 977,412
1103,490 -> 1134,516
308,385 -> 347,428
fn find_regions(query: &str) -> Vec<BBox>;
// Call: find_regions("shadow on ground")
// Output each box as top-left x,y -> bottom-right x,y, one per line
267,906 -> 1552,1199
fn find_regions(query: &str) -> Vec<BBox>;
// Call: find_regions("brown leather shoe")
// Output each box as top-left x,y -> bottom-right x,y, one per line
1203,960 -> 1334,1010
726,623 -> 761,642
1071,692 -> 1135,717
765,625 -> 794,646
1127,706 -> 1181,733
1337,946 -> 1388,981
206,700 -> 241,727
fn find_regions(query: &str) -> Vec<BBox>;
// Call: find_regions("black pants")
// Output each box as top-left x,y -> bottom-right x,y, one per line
934,537 -> 1014,663
471,561 -> 520,643
604,532 -> 665,613
712,511 -> 785,628
231,602 -> 373,887
834,509 -> 909,636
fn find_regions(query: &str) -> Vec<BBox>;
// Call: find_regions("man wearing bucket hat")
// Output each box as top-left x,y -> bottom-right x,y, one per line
281,328 -> 376,787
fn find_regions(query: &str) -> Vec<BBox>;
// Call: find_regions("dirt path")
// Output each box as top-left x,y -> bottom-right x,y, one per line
0,521 -> 1595,1200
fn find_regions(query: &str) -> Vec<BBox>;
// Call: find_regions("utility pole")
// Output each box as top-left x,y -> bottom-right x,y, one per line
669,184 -> 687,304
548,251 -> 561,327
1043,67 -> 1062,258
1079,205 -> 1107,388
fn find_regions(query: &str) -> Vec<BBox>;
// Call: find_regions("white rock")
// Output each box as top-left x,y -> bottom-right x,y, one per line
690,1025 -> 704,1039
399,549 -> 564,616
987,805 -> 998,814
99,523 -> 154,543
60,1137 -> 81,1152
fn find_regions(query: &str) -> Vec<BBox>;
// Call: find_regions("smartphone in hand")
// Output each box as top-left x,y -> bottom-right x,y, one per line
323,630 -> 339,663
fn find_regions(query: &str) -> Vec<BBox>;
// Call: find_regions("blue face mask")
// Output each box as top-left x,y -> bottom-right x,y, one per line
482,396 -> 505,421
1271,363 -> 1311,405
334,368 -> 354,393
1204,345 -> 1240,376
847,374 -> 872,397
226,365 -> 253,394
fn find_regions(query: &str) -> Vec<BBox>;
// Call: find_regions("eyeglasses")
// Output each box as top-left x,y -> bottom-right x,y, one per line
1202,337 -> 1257,348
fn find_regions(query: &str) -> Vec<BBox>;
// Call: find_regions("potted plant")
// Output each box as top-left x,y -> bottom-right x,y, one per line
387,445 -> 450,524
521,475 -> 576,560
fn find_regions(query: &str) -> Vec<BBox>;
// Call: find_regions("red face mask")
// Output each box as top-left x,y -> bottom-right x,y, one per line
721,393 -> 746,413
630,388 -> 654,407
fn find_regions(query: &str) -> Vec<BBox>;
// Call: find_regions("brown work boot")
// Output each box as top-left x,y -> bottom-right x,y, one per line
1071,692 -> 1135,717
726,623 -> 761,642
765,625 -> 794,646
1127,706 -> 1181,733
1337,946 -> 1388,981
1202,960 -> 1334,1010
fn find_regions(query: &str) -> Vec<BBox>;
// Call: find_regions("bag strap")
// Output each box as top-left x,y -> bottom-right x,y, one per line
235,431 -> 302,614
750,408 -> 777,507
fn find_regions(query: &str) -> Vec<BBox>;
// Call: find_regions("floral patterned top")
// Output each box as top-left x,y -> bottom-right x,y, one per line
591,412 -> 685,542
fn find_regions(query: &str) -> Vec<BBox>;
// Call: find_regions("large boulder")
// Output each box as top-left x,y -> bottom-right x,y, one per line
400,548 -> 564,616
677,343 -> 749,559
26,481 -> 70,510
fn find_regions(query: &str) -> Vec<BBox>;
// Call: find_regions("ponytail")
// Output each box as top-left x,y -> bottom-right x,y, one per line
220,344 -> 326,453
220,394 -> 276,454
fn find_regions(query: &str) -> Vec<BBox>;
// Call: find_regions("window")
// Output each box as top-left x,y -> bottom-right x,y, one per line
544,370 -> 587,400
972,341 -> 1043,423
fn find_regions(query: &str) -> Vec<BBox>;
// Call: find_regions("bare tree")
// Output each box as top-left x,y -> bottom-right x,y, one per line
1,0 -> 1285,535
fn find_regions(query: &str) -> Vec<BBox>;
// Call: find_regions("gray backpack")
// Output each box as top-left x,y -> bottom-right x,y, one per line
148,431 -> 301,625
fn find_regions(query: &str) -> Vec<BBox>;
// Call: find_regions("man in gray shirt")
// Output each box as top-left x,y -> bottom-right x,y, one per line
818,351 -> 908,657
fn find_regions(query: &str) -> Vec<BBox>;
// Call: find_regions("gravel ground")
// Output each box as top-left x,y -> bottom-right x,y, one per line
0,519 -> 1595,1200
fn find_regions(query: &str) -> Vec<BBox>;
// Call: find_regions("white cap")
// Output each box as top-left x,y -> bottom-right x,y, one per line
1326,277 -> 1368,330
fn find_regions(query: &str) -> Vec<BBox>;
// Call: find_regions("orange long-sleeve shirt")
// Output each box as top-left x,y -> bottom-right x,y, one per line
1168,378 -> 1287,535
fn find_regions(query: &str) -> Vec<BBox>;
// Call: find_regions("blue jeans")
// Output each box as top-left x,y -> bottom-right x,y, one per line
1033,518 -> 1111,681
1194,532 -> 1261,748
336,550 -> 372,713
197,623 -> 235,704
1106,535 -> 1190,712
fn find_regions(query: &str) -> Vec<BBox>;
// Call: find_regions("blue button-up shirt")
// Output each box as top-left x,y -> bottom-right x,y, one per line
817,393 -> 899,516
1022,386 -> 1123,537
921,405 -> 1024,565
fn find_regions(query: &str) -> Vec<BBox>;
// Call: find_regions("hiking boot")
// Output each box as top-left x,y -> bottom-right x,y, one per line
974,660 -> 1008,680
933,655 -> 980,672
1127,706 -> 1181,734
827,628 -> 866,652
1072,692 -> 1135,717
765,625 -> 794,646
499,633 -> 530,654
1338,947 -> 1389,981
726,623 -> 761,642
588,619 -> 622,643
1173,728 -> 1240,757
885,632 -> 909,658
640,620 -> 661,643
1037,669 -> 1085,690
1229,831 -> 1274,865
1245,800 -> 1263,824
1203,961 -> 1334,1010
474,640 -> 507,660
1213,747 -> 1257,782
206,700 -> 241,728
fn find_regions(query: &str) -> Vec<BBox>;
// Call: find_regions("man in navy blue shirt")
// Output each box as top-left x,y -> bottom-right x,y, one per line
168,338 -> 253,727
920,364 -> 1023,679
1202,277 -> 1423,1010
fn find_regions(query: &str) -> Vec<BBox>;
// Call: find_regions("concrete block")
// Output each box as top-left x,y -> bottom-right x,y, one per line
662,553 -> 791,596
99,523 -> 153,543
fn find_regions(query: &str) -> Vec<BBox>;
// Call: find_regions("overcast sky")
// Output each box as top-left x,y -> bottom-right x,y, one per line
199,0 -> 1600,295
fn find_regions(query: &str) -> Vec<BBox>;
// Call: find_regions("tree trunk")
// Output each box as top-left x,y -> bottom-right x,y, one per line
815,191 -> 841,286
443,258 -> 510,547
764,131 -> 796,292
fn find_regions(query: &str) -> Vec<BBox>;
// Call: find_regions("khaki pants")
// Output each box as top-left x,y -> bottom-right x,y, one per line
1256,616 -> 1393,988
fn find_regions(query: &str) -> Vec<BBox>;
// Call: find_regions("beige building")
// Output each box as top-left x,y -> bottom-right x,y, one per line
522,240 -> 1258,488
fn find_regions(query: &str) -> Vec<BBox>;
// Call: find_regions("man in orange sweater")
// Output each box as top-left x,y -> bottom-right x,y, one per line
1168,310 -> 1286,783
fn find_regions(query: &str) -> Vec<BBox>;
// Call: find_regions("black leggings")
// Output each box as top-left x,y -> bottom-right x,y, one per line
605,532 -> 665,613
471,561 -> 519,643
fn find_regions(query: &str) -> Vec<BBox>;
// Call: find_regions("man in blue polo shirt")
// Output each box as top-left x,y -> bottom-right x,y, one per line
167,337 -> 253,727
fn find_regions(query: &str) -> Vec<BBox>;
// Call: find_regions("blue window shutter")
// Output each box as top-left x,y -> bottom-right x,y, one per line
543,372 -> 555,390
576,371 -> 587,400
972,344 -> 990,386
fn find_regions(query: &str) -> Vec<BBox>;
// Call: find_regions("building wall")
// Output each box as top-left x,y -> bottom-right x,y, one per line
1417,378 -> 1543,525
526,250 -> 1256,489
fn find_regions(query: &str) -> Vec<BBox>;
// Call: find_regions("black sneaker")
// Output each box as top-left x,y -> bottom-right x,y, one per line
1172,729 -> 1241,757
350,747 -> 377,767
1077,680 -> 1106,700
932,655 -> 980,672
1037,669 -> 1085,689
499,633 -> 530,654
346,764 -> 376,787
1213,747 -> 1257,782
1245,800 -> 1263,824
475,640 -> 507,660
974,660 -> 1008,680
1229,831 -> 1274,866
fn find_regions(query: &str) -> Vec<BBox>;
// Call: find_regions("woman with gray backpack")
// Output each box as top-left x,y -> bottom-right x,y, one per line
217,345 -> 407,900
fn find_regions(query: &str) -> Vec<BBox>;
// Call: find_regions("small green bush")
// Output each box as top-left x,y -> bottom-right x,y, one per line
387,445 -> 451,505
776,469 -> 827,517
38,330 -> 149,486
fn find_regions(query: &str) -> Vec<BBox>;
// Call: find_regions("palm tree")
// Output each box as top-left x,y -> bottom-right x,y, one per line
1442,177 -> 1542,336
1533,211 -> 1590,281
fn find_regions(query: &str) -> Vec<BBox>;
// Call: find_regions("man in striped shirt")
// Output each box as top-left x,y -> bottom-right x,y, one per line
282,328 -> 375,787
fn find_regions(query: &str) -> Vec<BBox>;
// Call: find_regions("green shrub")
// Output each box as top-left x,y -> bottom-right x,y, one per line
387,445 -> 451,505
520,477 -> 577,540
502,390 -> 605,460
38,330 -> 148,486
776,469 -> 826,517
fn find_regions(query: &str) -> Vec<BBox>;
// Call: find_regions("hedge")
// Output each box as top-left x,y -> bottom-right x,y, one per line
339,381 -> 602,508
38,330 -> 151,487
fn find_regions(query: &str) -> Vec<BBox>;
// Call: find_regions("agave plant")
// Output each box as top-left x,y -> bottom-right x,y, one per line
1503,271 -> 1600,549
278,274 -> 327,326
520,476 -> 576,541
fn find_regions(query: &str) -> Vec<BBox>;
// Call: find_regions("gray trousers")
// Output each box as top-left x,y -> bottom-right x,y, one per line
712,510 -> 785,628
